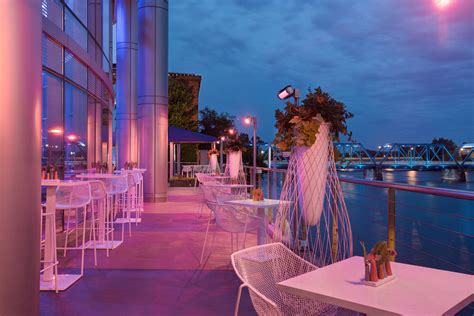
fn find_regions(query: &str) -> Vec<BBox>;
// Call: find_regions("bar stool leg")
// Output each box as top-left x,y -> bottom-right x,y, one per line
90,202 -> 97,266
80,206 -> 87,276
63,209 -> 72,257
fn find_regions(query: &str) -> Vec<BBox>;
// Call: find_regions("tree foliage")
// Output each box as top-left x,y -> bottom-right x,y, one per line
168,77 -> 197,131
199,107 -> 235,137
274,87 -> 353,151
432,137 -> 457,154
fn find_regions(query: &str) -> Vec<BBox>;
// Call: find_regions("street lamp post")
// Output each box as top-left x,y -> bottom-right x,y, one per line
244,117 -> 257,186
219,136 -> 225,168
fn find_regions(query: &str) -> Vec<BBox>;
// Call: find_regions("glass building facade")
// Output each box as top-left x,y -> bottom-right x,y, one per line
41,0 -> 114,178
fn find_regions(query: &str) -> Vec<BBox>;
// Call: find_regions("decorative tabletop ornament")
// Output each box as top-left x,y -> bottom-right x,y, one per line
252,188 -> 264,201
360,240 -> 397,286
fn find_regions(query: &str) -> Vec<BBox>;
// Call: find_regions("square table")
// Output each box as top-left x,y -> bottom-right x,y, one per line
277,256 -> 474,315
224,198 -> 288,244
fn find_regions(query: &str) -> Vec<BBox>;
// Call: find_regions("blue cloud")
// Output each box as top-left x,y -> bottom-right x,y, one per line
169,0 -> 474,147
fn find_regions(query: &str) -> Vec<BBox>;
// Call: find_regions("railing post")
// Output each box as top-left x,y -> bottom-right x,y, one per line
267,170 -> 272,199
388,187 -> 396,260
331,188 -> 339,263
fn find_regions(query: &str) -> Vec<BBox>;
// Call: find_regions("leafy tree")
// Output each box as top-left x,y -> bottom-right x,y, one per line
274,87 -> 353,150
168,77 -> 198,163
168,77 -> 197,131
199,107 -> 235,137
432,138 -> 457,154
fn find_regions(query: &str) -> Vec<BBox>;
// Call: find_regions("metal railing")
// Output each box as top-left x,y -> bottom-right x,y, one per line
244,166 -> 474,275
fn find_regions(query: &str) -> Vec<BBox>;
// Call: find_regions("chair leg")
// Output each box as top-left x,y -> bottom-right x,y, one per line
199,215 -> 212,264
105,198 -> 110,257
91,203 -> 98,266
63,209 -> 72,257
80,206 -> 87,276
234,283 -> 246,316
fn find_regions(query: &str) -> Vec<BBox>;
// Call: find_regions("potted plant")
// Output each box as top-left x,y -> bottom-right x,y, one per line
274,87 -> 353,225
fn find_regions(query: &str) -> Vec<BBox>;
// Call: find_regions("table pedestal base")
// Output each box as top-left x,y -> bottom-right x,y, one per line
40,274 -> 82,291
83,240 -> 123,250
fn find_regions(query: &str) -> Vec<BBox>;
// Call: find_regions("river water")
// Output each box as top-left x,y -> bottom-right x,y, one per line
260,170 -> 473,274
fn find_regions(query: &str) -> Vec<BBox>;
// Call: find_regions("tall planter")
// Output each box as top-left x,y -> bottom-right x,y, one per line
209,154 -> 219,174
228,150 -> 242,180
294,125 -> 329,225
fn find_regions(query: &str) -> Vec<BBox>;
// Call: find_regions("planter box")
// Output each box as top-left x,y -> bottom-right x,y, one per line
170,179 -> 196,187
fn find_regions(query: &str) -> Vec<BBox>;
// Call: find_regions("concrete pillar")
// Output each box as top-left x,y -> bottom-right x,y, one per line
95,104 -> 102,162
177,143 -> 181,176
0,1 -> 41,315
169,142 -> 174,179
116,0 -> 138,169
138,0 -> 168,202
87,100 -> 96,168
107,108 -> 113,172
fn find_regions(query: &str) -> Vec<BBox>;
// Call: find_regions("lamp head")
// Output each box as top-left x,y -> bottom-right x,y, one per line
277,85 -> 295,100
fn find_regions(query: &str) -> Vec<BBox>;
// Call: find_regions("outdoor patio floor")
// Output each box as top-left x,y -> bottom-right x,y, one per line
40,187 -> 257,315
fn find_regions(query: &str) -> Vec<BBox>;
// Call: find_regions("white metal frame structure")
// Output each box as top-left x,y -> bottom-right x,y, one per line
273,123 -> 353,267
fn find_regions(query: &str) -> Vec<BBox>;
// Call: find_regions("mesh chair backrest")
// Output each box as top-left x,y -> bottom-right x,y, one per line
231,243 -> 321,315
89,180 -> 107,200
200,184 -> 218,205
103,175 -> 128,195
214,204 -> 259,233
56,182 -> 91,209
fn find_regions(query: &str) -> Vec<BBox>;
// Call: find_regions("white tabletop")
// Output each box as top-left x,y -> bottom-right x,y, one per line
277,256 -> 474,316
204,183 -> 254,189
224,198 -> 288,208
77,173 -> 125,179
41,180 -> 89,187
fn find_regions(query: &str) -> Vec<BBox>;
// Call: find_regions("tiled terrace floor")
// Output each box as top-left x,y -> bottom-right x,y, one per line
40,187 -> 257,315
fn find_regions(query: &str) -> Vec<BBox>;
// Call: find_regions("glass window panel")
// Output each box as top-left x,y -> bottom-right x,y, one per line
42,72 -> 64,175
65,0 -> 87,26
41,0 -> 63,30
64,50 -> 87,88
64,83 -> 88,177
65,8 -> 87,51
42,34 -> 63,74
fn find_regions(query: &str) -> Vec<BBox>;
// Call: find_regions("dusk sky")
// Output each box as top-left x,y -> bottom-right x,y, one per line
169,0 -> 474,148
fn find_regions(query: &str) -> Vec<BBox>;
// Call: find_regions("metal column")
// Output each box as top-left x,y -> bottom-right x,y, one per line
0,1 -> 42,314
138,0 -> 169,202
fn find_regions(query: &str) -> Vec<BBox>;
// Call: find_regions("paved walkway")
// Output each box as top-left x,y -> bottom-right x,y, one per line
40,188 -> 257,315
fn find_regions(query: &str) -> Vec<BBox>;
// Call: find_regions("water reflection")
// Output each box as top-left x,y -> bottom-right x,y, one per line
261,170 -> 473,274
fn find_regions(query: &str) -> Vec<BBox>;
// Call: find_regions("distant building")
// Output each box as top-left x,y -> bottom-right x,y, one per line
168,72 -> 202,123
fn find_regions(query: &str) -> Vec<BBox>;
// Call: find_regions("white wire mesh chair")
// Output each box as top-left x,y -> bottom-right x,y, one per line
231,242 -> 338,316
195,173 -> 222,216
122,170 -> 142,226
273,122 -> 353,268
200,184 -> 260,264
89,180 -> 112,257
103,175 -> 129,242
55,182 -> 95,275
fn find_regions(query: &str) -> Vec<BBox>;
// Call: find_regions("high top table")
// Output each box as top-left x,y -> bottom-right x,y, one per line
277,256 -> 474,315
77,173 -> 127,249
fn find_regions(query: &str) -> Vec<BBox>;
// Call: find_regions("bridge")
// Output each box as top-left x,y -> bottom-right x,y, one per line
333,143 -> 474,171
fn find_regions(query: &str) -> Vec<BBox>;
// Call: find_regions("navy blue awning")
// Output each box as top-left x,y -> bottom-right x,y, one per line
168,126 -> 217,144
